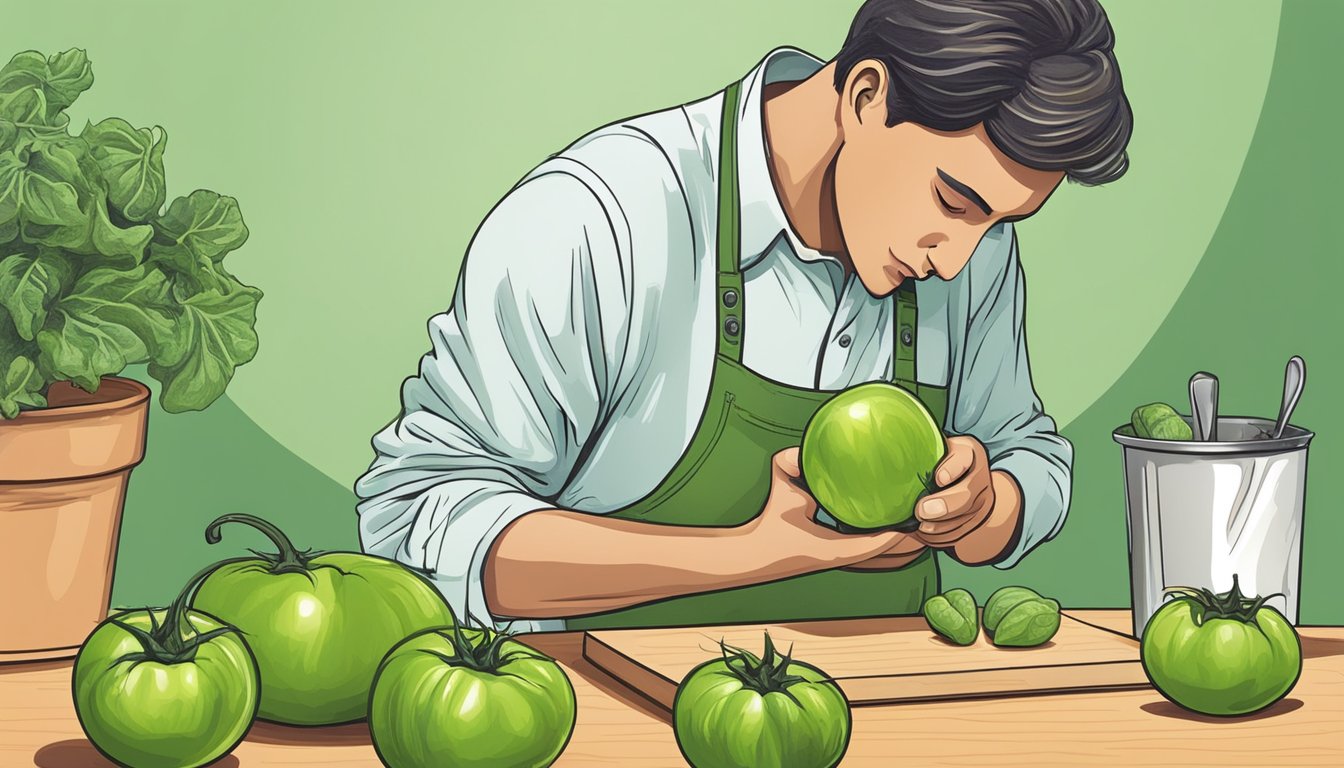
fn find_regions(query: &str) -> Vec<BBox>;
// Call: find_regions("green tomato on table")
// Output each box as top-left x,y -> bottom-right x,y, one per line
674,633 -> 851,768
369,625 -> 577,768
1141,575 -> 1302,716
73,566 -> 259,768
191,514 -> 456,725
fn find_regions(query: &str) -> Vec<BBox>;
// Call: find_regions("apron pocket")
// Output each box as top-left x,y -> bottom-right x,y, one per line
626,390 -> 735,516
733,404 -> 803,437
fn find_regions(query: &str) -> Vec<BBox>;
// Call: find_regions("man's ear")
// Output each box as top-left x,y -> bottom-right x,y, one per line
842,58 -> 890,128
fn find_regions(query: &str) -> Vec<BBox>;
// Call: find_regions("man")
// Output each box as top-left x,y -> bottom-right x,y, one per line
357,0 -> 1132,632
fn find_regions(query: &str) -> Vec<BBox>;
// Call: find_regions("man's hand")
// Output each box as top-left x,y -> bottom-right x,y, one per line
839,531 -> 927,570
740,448 -> 910,571
913,436 -> 1024,565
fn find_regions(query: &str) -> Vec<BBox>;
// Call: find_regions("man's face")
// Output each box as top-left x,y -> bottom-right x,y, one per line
833,62 -> 1065,295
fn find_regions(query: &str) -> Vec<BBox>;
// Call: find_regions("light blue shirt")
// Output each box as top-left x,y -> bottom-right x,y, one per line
356,47 -> 1073,631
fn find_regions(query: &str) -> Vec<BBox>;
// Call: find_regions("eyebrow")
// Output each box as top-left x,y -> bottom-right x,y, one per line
936,168 -> 993,216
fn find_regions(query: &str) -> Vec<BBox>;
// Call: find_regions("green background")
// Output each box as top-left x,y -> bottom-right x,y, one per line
4,0 -> 1339,623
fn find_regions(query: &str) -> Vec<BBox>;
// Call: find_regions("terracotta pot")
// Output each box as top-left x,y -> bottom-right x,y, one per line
0,377 -> 150,663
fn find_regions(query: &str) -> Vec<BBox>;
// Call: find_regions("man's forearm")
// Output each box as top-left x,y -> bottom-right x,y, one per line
484,509 -> 791,619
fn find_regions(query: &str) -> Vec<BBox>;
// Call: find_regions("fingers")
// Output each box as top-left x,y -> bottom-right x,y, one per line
834,532 -> 926,570
934,436 -> 982,486
916,488 -> 991,539
915,461 -> 993,542
916,481 -> 985,526
827,529 -> 905,564
842,549 -> 926,571
916,511 -> 988,544
876,533 -> 927,557
918,437 -> 991,537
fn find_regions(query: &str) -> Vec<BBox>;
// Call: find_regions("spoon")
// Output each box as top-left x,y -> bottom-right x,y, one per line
1189,372 -> 1219,441
1271,356 -> 1306,439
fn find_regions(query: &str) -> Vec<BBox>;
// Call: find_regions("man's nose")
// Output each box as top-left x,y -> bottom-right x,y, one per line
911,245 -> 937,279
917,233 -> 947,251
916,234 -> 947,278
927,243 -> 982,281
913,254 -> 936,279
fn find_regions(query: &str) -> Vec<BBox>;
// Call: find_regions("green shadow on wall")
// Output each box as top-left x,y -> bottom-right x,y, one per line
941,0 -> 1341,626
109,365 -> 360,608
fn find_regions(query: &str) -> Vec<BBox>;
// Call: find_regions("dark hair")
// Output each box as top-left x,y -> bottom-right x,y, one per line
834,0 -> 1132,185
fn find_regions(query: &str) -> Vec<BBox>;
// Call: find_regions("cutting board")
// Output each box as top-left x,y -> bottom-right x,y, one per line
582,612 -> 1150,709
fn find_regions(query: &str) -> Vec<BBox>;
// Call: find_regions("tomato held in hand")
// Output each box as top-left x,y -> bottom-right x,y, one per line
1140,575 -> 1302,716
801,383 -> 945,532
674,633 -> 851,768
369,624 -> 577,768
191,514 -> 456,725
73,566 -> 259,768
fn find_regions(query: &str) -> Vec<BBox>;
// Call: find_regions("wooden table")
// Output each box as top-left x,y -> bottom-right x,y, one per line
3,611 -> 1342,767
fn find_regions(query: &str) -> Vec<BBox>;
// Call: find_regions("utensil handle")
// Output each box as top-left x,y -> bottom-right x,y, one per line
1189,373 -> 1218,441
1206,377 -> 1219,441
1189,375 -> 1203,441
1273,356 -> 1306,439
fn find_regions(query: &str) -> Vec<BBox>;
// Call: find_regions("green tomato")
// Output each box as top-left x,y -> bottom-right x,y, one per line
982,586 -> 1041,634
191,514 -> 455,725
73,566 -> 259,768
674,634 -> 851,768
923,588 -> 978,646
1141,577 -> 1302,716
369,626 -> 577,768
801,382 -> 945,531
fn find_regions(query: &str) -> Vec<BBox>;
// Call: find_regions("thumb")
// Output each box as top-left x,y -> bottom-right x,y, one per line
771,447 -> 803,481
766,447 -> 814,515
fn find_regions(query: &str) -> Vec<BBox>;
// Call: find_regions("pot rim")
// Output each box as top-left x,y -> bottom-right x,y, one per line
7,377 -> 151,422
1112,414 -> 1313,455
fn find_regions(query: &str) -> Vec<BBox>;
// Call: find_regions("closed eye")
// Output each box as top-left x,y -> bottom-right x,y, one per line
935,186 -> 965,215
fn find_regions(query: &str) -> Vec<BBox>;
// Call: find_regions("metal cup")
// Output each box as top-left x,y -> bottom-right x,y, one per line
1113,416 -> 1313,638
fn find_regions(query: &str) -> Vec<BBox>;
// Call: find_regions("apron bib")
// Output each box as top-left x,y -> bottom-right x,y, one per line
568,80 -> 949,630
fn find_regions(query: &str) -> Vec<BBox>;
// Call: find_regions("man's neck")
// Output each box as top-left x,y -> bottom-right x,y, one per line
761,62 -> 848,264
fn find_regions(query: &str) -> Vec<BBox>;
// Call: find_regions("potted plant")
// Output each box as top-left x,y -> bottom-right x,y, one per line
0,49 -> 261,662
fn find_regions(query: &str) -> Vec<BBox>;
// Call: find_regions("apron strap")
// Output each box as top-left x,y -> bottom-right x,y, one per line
716,77 -> 921,399
892,282 -> 918,391
716,81 -> 745,363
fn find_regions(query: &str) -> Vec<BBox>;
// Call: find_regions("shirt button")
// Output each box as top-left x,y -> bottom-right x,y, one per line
722,289 -> 739,308
901,328 -> 914,346
724,317 -> 741,338
838,334 -> 852,348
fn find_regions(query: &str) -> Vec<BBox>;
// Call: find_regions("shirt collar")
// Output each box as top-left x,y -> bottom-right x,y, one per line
734,46 -> 832,271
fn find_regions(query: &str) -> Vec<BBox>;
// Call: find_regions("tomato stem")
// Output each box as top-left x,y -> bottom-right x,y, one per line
162,562 -> 222,649
205,513 -> 312,574
424,618 -> 539,675
919,470 -> 937,495
110,558 -> 249,665
1161,573 -> 1285,625
718,632 -> 807,699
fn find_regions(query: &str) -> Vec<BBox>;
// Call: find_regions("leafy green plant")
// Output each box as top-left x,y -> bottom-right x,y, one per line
0,48 -> 259,418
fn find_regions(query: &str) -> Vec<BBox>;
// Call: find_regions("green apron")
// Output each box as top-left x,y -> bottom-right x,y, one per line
568,80 -> 949,631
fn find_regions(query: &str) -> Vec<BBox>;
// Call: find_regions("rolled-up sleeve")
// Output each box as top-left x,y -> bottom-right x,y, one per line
356,170 -> 624,632
947,223 -> 1073,569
